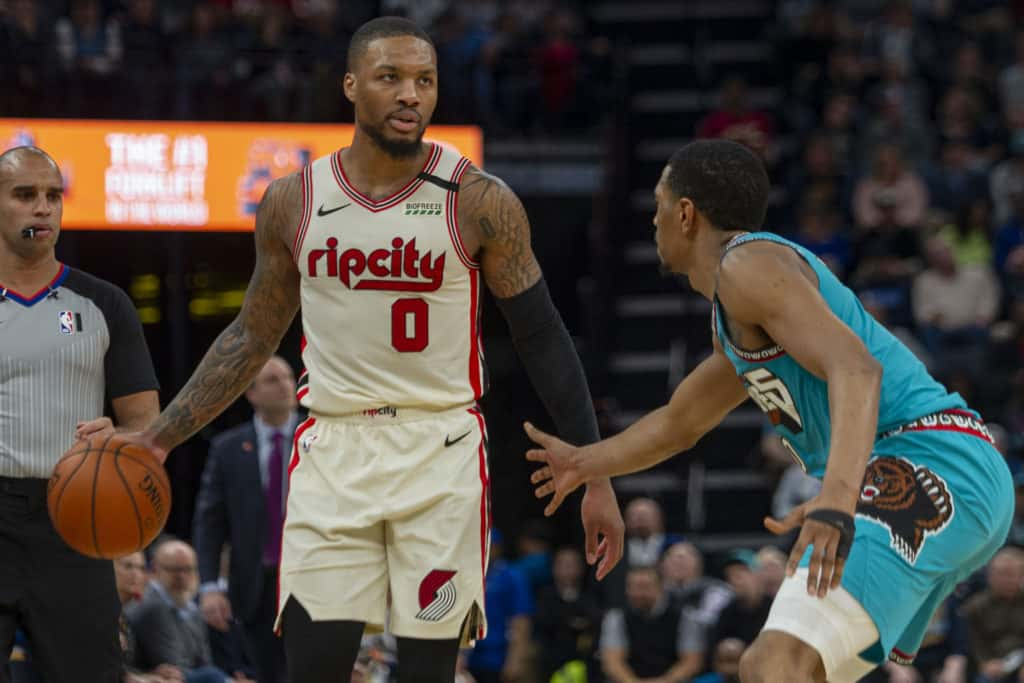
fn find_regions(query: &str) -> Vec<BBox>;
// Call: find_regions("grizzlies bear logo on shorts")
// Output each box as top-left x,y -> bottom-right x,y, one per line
856,457 -> 955,565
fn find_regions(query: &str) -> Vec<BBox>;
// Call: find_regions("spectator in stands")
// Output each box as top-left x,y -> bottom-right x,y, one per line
819,90 -> 860,168
961,547 -> 1024,682
0,0 -> 56,117
858,68 -> 934,168
697,76 -> 776,163
853,142 -> 930,231
692,638 -> 744,683
660,542 -> 733,637
115,552 -> 184,683
999,30 -> 1024,122
533,546 -> 603,682
625,497 -> 680,568
785,132 -> 851,221
239,5 -> 304,121
510,519 -> 553,593
911,234 -> 1000,363
173,2 -> 236,120
468,530 -> 533,683
709,551 -> 772,650
55,0 -> 123,117
788,193 -> 852,278
926,135 -> 990,215
128,540 -> 241,682
537,9 -> 582,132
118,0 -> 170,119
1010,472 -> 1024,548
480,9 -> 536,134
935,86 -> 1001,170
991,131 -> 1024,228
940,196 -> 995,267
753,547 -> 786,599
599,566 -> 703,683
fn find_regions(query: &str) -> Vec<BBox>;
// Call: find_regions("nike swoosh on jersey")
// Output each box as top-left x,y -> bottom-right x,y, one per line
444,430 -> 473,447
317,203 -> 352,217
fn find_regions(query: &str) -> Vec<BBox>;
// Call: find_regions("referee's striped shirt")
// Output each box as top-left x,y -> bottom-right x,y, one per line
0,264 -> 158,478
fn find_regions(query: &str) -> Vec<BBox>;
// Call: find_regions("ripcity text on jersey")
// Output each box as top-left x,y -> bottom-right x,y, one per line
292,142 -> 485,415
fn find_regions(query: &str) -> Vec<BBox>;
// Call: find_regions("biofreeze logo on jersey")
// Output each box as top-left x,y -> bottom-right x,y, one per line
307,236 -> 445,292
405,201 -> 442,216
743,367 -> 804,433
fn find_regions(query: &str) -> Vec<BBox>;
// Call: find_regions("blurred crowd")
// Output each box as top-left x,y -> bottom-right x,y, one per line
0,0 -> 611,136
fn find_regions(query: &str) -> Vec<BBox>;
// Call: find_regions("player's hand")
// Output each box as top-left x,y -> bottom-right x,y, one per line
580,479 -> 624,581
76,416 -> 114,441
116,431 -> 170,464
524,422 -> 586,516
200,591 -> 233,632
764,497 -> 853,598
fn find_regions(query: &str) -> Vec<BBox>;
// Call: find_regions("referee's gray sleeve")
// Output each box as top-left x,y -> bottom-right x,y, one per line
599,608 -> 628,651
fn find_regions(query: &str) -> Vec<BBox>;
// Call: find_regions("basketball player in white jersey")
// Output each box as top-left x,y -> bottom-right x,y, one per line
125,16 -> 624,683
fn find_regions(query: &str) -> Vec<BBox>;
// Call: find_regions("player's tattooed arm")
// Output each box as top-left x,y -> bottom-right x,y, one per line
459,166 -> 542,297
145,175 -> 302,453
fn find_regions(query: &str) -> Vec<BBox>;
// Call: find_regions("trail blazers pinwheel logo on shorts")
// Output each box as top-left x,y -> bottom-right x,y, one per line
416,569 -> 458,621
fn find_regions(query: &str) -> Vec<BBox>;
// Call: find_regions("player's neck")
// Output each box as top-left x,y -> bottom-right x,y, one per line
689,228 -> 747,301
342,134 -> 430,197
0,250 -> 60,293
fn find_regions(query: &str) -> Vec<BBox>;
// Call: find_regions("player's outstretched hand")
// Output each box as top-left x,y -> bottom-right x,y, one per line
524,422 -> 585,516
764,498 -> 854,598
75,416 -> 114,441
580,480 -> 625,581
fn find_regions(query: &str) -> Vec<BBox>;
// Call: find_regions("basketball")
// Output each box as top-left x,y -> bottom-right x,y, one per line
47,435 -> 171,559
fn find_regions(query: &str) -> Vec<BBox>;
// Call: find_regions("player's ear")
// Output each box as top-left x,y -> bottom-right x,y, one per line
677,197 -> 696,235
343,72 -> 357,103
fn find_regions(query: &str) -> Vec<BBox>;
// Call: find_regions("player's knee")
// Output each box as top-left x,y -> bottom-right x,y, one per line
739,636 -> 820,683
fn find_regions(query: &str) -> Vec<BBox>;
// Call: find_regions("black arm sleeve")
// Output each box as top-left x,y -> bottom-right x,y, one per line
494,278 -> 600,446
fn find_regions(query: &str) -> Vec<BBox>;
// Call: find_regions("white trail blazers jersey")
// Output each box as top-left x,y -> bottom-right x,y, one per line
292,142 -> 485,415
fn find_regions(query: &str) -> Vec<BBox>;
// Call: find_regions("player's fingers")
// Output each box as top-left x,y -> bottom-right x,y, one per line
530,467 -> 552,484
604,531 -> 623,579
544,490 -> 567,517
524,422 -> 553,446
805,534 -> 824,596
763,504 -> 804,535
817,537 -> 836,598
584,524 -> 598,565
830,556 -> 847,591
534,481 -> 555,498
786,532 -> 808,577
525,448 -> 549,463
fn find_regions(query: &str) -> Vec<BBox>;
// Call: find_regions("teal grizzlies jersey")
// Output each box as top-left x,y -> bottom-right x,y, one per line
712,232 -> 966,477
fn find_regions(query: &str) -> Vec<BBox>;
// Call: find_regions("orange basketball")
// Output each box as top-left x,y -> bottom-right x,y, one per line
47,434 -> 172,559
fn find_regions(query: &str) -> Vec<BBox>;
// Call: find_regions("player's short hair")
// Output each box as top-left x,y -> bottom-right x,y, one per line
664,139 -> 770,231
347,16 -> 434,72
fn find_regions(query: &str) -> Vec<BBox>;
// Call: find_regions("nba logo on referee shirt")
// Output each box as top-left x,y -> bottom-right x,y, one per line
58,311 -> 82,334
416,569 -> 458,621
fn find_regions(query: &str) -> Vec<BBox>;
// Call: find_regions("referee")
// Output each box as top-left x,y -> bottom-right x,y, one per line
0,146 -> 160,682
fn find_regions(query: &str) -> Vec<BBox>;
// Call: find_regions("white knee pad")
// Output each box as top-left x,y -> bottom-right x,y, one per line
761,569 -> 880,683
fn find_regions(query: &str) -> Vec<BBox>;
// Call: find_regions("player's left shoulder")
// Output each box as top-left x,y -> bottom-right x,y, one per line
457,165 -> 516,214
717,239 -> 811,315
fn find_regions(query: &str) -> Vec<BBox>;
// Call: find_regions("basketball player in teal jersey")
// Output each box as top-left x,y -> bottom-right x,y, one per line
525,140 -> 1015,682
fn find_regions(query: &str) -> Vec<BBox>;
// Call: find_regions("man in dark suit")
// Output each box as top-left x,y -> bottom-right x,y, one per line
193,356 -> 300,683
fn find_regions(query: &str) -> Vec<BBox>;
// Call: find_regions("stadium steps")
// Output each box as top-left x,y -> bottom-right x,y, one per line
588,0 -> 780,537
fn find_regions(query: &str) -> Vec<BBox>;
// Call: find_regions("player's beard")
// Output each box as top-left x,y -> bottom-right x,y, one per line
361,118 -> 425,159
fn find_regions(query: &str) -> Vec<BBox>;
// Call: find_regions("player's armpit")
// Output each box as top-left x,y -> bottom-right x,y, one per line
146,175 -> 302,452
458,166 -> 542,298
